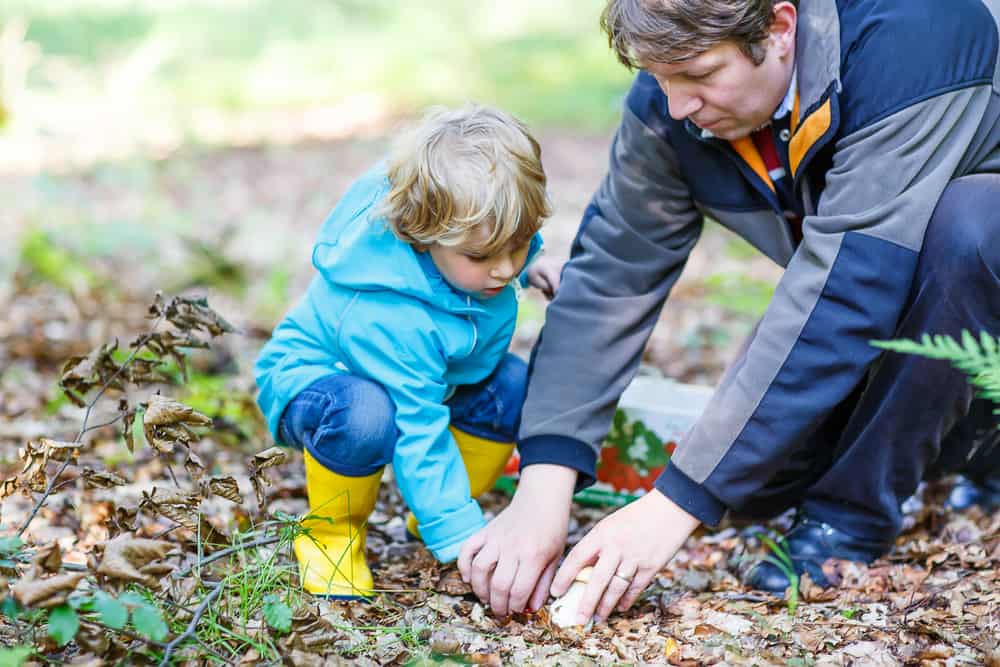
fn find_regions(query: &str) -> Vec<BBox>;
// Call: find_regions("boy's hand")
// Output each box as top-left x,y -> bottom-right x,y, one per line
526,256 -> 564,300
550,489 -> 699,625
458,464 -> 576,616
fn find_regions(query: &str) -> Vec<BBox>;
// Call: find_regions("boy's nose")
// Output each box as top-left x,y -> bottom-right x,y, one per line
491,256 -> 515,281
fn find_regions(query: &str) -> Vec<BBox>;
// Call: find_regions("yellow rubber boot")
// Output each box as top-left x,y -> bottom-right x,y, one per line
294,450 -> 383,599
406,426 -> 515,540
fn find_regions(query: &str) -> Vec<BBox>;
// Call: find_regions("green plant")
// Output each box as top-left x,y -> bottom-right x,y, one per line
872,330 -> 1000,417
757,533 -> 800,615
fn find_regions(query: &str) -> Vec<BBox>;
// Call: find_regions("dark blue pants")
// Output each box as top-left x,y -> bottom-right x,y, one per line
278,353 -> 527,476
742,175 -> 1000,542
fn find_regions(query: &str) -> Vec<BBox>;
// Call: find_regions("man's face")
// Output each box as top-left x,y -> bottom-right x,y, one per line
645,20 -> 795,140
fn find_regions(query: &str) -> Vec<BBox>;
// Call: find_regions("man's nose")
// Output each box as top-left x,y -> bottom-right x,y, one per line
665,84 -> 702,121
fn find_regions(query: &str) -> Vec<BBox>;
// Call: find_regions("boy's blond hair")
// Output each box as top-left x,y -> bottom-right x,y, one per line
379,104 -> 551,256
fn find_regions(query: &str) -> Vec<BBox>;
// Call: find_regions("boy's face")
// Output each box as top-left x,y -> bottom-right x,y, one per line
428,236 -> 532,300
645,3 -> 796,141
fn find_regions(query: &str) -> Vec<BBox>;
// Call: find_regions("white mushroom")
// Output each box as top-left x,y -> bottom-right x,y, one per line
550,566 -> 595,629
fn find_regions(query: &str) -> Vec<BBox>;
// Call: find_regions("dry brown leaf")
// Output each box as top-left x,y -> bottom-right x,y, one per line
39,438 -> 82,462
185,450 -> 206,480
287,650 -> 324,667
158,295 -> 236,337
429,629 -> 461,655
252,447 -> 287,470
800,571 -> 839,602
142,394 -> 211,454
31,542 -> 62,575
144,394 -> 211,427
1,476 -> 19,499
97,533 -> 176,588
76,620 -> 110,655
12,572 -> 85,608
203,475 -> 244,504
81,467 -> 127,489
436,568 -> 472,596
140,487 -> 202,530
249,447 -> 288,508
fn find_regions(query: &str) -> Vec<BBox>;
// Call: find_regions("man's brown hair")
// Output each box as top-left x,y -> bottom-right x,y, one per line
601,0 -> 797,68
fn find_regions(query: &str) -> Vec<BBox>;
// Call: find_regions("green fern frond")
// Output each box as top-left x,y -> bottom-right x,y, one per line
872,331 -> 1000,416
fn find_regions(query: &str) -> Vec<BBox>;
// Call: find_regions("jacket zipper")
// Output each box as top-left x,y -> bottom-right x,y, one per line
466,296 -> 478,354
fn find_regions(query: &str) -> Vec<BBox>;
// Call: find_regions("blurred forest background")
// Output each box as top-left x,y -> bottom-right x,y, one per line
0,0 -> 780,366
4,5 -> 999,666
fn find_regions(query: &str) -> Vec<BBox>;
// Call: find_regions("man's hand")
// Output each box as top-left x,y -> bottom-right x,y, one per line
458,464 -> 576,616
526,256 -> 564,300
550,489 -> 700,625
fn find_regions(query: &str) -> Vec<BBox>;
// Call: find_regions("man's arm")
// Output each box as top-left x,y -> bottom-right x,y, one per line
459,73 -> 705,614
518,73 -> 705,482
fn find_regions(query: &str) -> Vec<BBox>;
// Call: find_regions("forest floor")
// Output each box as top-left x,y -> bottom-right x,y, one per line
1,130 -> 998,666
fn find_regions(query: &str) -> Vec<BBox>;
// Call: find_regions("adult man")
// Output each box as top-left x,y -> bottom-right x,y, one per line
458,0 -> 1000,623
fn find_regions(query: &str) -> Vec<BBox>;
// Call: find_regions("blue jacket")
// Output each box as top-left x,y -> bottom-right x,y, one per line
255,165 -> 541,562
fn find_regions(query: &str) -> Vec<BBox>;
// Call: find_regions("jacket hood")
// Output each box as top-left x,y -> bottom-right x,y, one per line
311,165 -> 541,314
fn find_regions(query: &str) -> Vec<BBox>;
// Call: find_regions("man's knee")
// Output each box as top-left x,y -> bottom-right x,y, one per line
924,175 -> 1000,281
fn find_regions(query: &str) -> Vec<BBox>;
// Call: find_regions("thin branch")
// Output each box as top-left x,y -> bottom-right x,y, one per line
80,410 -> 129,435
17,313 -> 167,538
158,582 -> 224,667
172,535 -> 281,580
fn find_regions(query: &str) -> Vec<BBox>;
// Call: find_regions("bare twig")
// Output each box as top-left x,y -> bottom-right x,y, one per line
17,313 -> 168,538
80,410 -> 129,435
172,535 -> 281,580
158,582 -> 224,667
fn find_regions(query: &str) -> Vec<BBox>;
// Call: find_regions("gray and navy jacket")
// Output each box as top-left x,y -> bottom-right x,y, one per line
517,0 -> 1000,525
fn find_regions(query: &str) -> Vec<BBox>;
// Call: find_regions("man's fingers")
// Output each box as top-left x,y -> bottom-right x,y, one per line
616,569 -> 654,612
489,557 -> 519,617
470,546 -> 499,602
458,530 -> 486,582
551,538 -> 599,597
575,552 -> 620,625
595,564 -> 635,621
528,560 -> 558,612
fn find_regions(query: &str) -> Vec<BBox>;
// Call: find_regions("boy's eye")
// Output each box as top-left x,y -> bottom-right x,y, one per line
463,254 -> 489,263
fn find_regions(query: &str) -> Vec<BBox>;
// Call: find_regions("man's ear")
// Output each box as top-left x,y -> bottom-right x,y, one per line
770,1 -> 797,59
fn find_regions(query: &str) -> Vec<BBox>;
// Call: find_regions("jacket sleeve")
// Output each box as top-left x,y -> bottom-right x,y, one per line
517,75 -> 705,487
338,296 -> 483,562
659,83 -> 995,524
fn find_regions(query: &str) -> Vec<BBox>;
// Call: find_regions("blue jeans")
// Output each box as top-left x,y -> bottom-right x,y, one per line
278,353 -> 527,476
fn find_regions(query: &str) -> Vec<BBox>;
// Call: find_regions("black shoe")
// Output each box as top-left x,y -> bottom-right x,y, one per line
946,475 -> 1000,512
744,516 -> 892,595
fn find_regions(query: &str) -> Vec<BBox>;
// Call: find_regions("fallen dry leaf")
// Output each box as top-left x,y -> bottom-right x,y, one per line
31,541 -> 62,575
203,475 -> 244,504
81,467 -> 127,489
96,533 -> 176,588
12,572 -> 85,608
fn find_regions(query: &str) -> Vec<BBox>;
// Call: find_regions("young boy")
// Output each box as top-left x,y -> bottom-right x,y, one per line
254,104 -> 557,598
